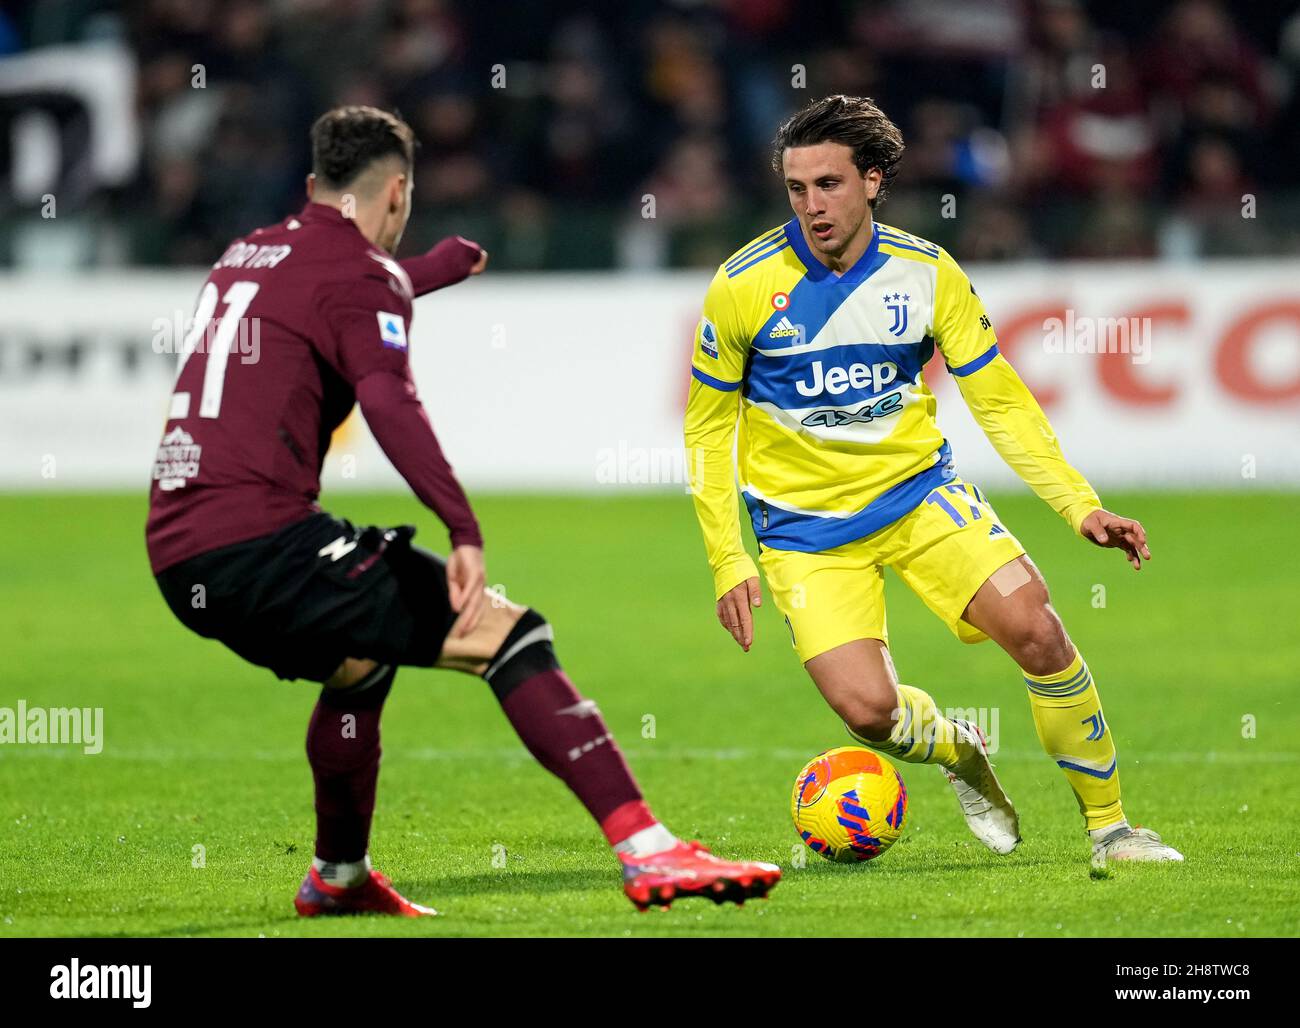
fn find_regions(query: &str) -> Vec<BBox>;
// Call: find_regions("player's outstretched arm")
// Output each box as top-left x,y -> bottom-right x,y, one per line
934,254 -> 1104,547
400,236 -> 487,298
317,273 -> 486,616
684,376 -> 760,650
951,355 -> 1117,541
684,268 -> 762,649
355,368 -> 484,561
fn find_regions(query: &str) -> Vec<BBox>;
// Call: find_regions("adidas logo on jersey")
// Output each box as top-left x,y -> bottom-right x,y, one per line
769,316 -> 801,339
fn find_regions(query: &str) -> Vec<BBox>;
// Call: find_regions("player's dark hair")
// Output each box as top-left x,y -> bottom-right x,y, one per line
771,95 -> 905,209
310,106 -> 417,190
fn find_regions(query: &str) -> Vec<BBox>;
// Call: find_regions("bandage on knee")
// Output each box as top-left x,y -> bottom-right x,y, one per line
989,559 -> 1031,598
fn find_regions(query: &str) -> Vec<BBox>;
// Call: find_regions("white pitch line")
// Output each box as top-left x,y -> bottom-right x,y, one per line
3,747 -> 1296,764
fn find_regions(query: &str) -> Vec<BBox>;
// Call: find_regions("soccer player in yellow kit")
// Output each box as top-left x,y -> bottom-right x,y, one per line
684,95 -> 1183,870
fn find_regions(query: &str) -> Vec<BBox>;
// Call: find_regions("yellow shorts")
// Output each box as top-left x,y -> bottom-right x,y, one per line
759,478 -> 1026,663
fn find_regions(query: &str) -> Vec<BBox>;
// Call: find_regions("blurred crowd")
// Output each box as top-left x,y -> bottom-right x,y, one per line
1,0 -> 1299,268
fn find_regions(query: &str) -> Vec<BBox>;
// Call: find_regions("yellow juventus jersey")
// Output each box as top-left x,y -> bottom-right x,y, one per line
684,218 -> 1102,599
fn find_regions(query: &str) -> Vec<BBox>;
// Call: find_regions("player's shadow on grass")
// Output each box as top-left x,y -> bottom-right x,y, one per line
409,867 -> 609,898
91,912 -> 289,938
71,870 -> 608,936
812,848 -> 1058,875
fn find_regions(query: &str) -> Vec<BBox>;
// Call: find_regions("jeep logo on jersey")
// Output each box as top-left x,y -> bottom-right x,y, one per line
795,359 -> 898,398
377,311 -> 407,350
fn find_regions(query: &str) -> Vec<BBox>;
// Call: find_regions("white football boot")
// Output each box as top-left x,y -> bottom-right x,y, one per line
941,719 -> 1021,854
1090,825 -> 1184,871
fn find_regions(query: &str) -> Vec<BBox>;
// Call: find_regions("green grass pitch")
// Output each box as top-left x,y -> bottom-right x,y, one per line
1,489 -> 1297,938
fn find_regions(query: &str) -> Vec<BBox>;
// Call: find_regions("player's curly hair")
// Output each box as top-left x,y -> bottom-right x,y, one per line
771,95 -> 905,209
310,106 -> 417,190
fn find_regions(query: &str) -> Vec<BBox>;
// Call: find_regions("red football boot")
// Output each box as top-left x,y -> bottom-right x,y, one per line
620,840 -> 782,911
294,867 -> 437,917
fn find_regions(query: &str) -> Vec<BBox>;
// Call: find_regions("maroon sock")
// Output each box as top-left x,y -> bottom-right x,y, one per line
305,665 -> 395,863
498,669 -> 654,842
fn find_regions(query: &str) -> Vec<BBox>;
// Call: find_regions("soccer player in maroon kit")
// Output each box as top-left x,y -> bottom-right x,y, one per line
146,106 -> 779,916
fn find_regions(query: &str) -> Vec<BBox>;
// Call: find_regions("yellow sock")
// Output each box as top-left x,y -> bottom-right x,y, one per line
847,683 -> 978,769
1023,649 -> 1125,831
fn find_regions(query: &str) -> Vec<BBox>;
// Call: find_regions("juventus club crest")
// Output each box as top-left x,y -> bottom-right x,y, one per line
883,292 -> 910,336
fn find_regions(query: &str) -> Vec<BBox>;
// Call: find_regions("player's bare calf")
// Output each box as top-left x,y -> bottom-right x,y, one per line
962,555 -> 1074,678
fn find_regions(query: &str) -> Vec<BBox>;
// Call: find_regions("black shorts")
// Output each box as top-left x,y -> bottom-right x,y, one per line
155,513 -> 457,682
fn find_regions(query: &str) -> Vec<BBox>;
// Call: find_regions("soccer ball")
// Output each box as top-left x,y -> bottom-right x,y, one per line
791,746 -> 908,862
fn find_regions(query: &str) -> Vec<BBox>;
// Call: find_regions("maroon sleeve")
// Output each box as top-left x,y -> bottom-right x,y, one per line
355,369 -> 483,548
317,266 -> 481,548
316,271 -> 414,384
399,236 -> 482,297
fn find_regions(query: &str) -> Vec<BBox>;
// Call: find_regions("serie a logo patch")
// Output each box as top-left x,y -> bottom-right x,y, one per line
377,311 -> 408,350
700,318 -> 719,359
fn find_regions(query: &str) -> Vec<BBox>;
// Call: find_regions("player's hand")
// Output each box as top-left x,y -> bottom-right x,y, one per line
1080,509 -> 1151,571
716,577 -> 762,652
446,544 -> 486,636
419,236 -> 484,290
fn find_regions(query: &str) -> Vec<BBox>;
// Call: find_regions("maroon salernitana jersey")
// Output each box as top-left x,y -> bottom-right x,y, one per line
146,202 -> 482,573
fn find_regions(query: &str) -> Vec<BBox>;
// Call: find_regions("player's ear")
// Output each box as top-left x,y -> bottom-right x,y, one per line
305,173 -> 315,200
864,167 -> 881,202
390,174 -> 408,215
863,167 -> 883,206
